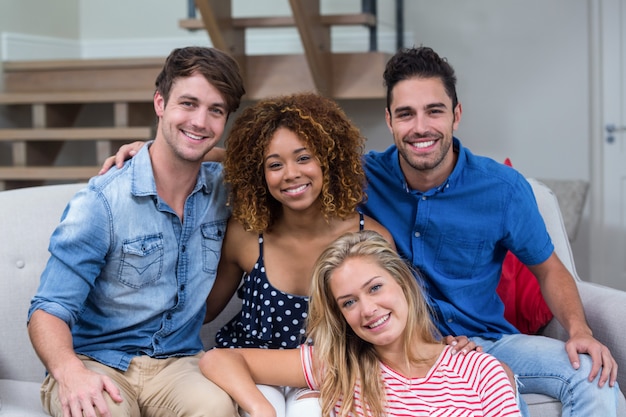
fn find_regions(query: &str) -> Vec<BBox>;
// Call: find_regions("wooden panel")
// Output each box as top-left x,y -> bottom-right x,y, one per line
244,55 -> 316,100
0,90 -> 154,105
194,0 -> 245,72
0,166 -> 99,180
0,127 -> 152,141
180,13 -> 376,30
331,52 -> 390,99
4,67 -> 161,93
288,0 -> 331,96
244,52 -> 390,100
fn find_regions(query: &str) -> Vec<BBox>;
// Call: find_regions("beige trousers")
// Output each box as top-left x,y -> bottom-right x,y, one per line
40,354 -> 238,417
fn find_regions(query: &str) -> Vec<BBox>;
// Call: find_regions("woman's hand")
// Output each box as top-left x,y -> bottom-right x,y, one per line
98,141 -> 146,175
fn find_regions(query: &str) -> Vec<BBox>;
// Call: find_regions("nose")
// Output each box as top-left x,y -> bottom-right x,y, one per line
360,296 -> 378,318
190,109 -> 210,131
283,161 -> 301,180
413,114 -> 429,135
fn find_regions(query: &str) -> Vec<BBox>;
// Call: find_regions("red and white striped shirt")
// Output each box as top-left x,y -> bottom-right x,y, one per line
300,344 -> 521,417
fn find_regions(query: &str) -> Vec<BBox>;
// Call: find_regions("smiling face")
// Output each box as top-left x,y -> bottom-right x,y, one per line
263,127 -> 323,212
154,72 -> 228,163
386,76 -> 462,190
330,256 -> 409,353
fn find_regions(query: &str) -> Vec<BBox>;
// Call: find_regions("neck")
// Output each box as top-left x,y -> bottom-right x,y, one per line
401,150 -> 458,193
149,141 -> 202,219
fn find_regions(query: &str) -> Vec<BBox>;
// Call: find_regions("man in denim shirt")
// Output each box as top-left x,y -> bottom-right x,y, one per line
27,46 -> 245,417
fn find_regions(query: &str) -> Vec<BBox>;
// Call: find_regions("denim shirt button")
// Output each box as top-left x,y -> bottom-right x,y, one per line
181,245 -> 186,253
180,285 -> 185,291
166,313 -> 172,320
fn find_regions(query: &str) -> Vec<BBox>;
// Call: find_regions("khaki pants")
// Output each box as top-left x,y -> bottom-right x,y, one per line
41,354 -> 238,417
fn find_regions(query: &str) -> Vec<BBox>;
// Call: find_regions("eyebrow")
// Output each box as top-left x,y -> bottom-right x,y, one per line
393,102 -> 447,115
177,94 -> 226,109
335,276 -> 380,303
264,146 -> 308,162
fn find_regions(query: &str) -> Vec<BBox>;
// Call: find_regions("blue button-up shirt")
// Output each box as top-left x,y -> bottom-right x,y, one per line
28,143 -> 230,370
361,138 -> 554,339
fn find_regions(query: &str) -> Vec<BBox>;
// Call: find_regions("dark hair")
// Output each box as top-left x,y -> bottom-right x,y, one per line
224,92 -> 366,232
155,46 -> 245,114
383,46 -> 458,112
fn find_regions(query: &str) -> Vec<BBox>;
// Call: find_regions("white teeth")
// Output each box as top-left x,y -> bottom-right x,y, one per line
412,140 -> 435,149
184,131 -> 204,140
368,314 -> 389,328
284,184 -> 307,194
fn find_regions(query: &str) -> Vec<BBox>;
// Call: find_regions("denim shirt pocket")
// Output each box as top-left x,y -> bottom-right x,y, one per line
201,220 -> 227,274
434,234 -> 484,279
118,234 -> 164,288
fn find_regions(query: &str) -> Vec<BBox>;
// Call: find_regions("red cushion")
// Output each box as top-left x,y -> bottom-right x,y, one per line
496,158 -> 553,334
497,251 -> 553,334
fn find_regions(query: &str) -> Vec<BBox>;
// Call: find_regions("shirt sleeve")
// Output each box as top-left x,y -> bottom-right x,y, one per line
503,174 -> 554,266
474,353 -> 522,417
27,186 -> 111,327
300,344 -> 319,390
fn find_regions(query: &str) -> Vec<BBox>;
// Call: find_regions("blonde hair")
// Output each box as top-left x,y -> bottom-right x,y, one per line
307,230 -> 440,417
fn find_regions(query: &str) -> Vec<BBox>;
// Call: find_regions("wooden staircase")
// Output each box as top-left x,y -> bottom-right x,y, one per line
0,0 -> 393,190
0,59 -> 160,190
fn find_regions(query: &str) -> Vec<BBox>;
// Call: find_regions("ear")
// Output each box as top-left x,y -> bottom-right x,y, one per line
385,107 -> 393,134
154,91 -> 165,118
452,102 -> 462,131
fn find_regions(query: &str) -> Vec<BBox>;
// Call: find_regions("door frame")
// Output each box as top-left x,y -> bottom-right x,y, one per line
589,0 -> 622,286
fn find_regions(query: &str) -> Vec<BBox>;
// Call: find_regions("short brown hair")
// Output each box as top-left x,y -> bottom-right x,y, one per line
155,46 -> 245,114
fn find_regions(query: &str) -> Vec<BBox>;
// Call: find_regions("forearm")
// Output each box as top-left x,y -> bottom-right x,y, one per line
28,310 -> 86,379
530,254 -> 591,337
200,349 -> 276,416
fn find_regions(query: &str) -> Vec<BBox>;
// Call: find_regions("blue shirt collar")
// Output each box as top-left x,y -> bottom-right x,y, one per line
129,141 -> 213,198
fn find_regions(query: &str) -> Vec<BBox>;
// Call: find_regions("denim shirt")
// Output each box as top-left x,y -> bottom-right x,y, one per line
361,138 -> 554,339
28,143 -> 230,371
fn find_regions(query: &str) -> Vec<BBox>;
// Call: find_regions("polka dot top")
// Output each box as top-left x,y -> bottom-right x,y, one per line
215,212 -> 365,349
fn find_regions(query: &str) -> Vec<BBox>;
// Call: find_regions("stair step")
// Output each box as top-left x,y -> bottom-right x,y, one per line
0,127 -> 152,141
3,58 -> 162,93
179,13 -> 376,30
0,166 -> 99,181
0,90 -> 154,105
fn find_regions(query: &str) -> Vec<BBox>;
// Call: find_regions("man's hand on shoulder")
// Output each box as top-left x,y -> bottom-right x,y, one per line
98,141 -> 146,175
443,335 -> 482,355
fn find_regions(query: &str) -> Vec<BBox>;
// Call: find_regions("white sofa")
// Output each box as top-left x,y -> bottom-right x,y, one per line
1,180 -> 625,416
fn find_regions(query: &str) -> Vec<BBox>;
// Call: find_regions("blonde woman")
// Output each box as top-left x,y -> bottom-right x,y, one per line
200,231 -> 521,417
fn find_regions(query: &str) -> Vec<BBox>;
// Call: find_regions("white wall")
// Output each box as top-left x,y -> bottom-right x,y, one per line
0,0 -> 595,277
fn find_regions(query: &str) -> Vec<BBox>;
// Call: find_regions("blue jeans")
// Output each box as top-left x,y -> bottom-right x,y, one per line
473,334 -> 620,417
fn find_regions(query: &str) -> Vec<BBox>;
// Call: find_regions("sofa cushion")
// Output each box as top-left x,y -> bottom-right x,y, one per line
0,379 -> 49,416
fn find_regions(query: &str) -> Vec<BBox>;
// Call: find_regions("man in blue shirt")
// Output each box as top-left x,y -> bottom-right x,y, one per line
27,46 -> 245,417
361,46 -> 620,415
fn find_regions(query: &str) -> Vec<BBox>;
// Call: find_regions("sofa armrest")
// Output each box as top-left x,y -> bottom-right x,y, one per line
542,280 -> 626,395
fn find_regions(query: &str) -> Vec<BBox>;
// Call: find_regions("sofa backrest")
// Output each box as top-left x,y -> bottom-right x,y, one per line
0,178 -> 578,383
0,182 -> 86,383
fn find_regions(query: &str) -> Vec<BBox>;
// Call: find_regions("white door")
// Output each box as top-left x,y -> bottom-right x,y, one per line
591,0 -> 626,290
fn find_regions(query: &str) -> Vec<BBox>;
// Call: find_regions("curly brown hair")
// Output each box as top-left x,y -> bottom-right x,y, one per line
223,92 -> 366,232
